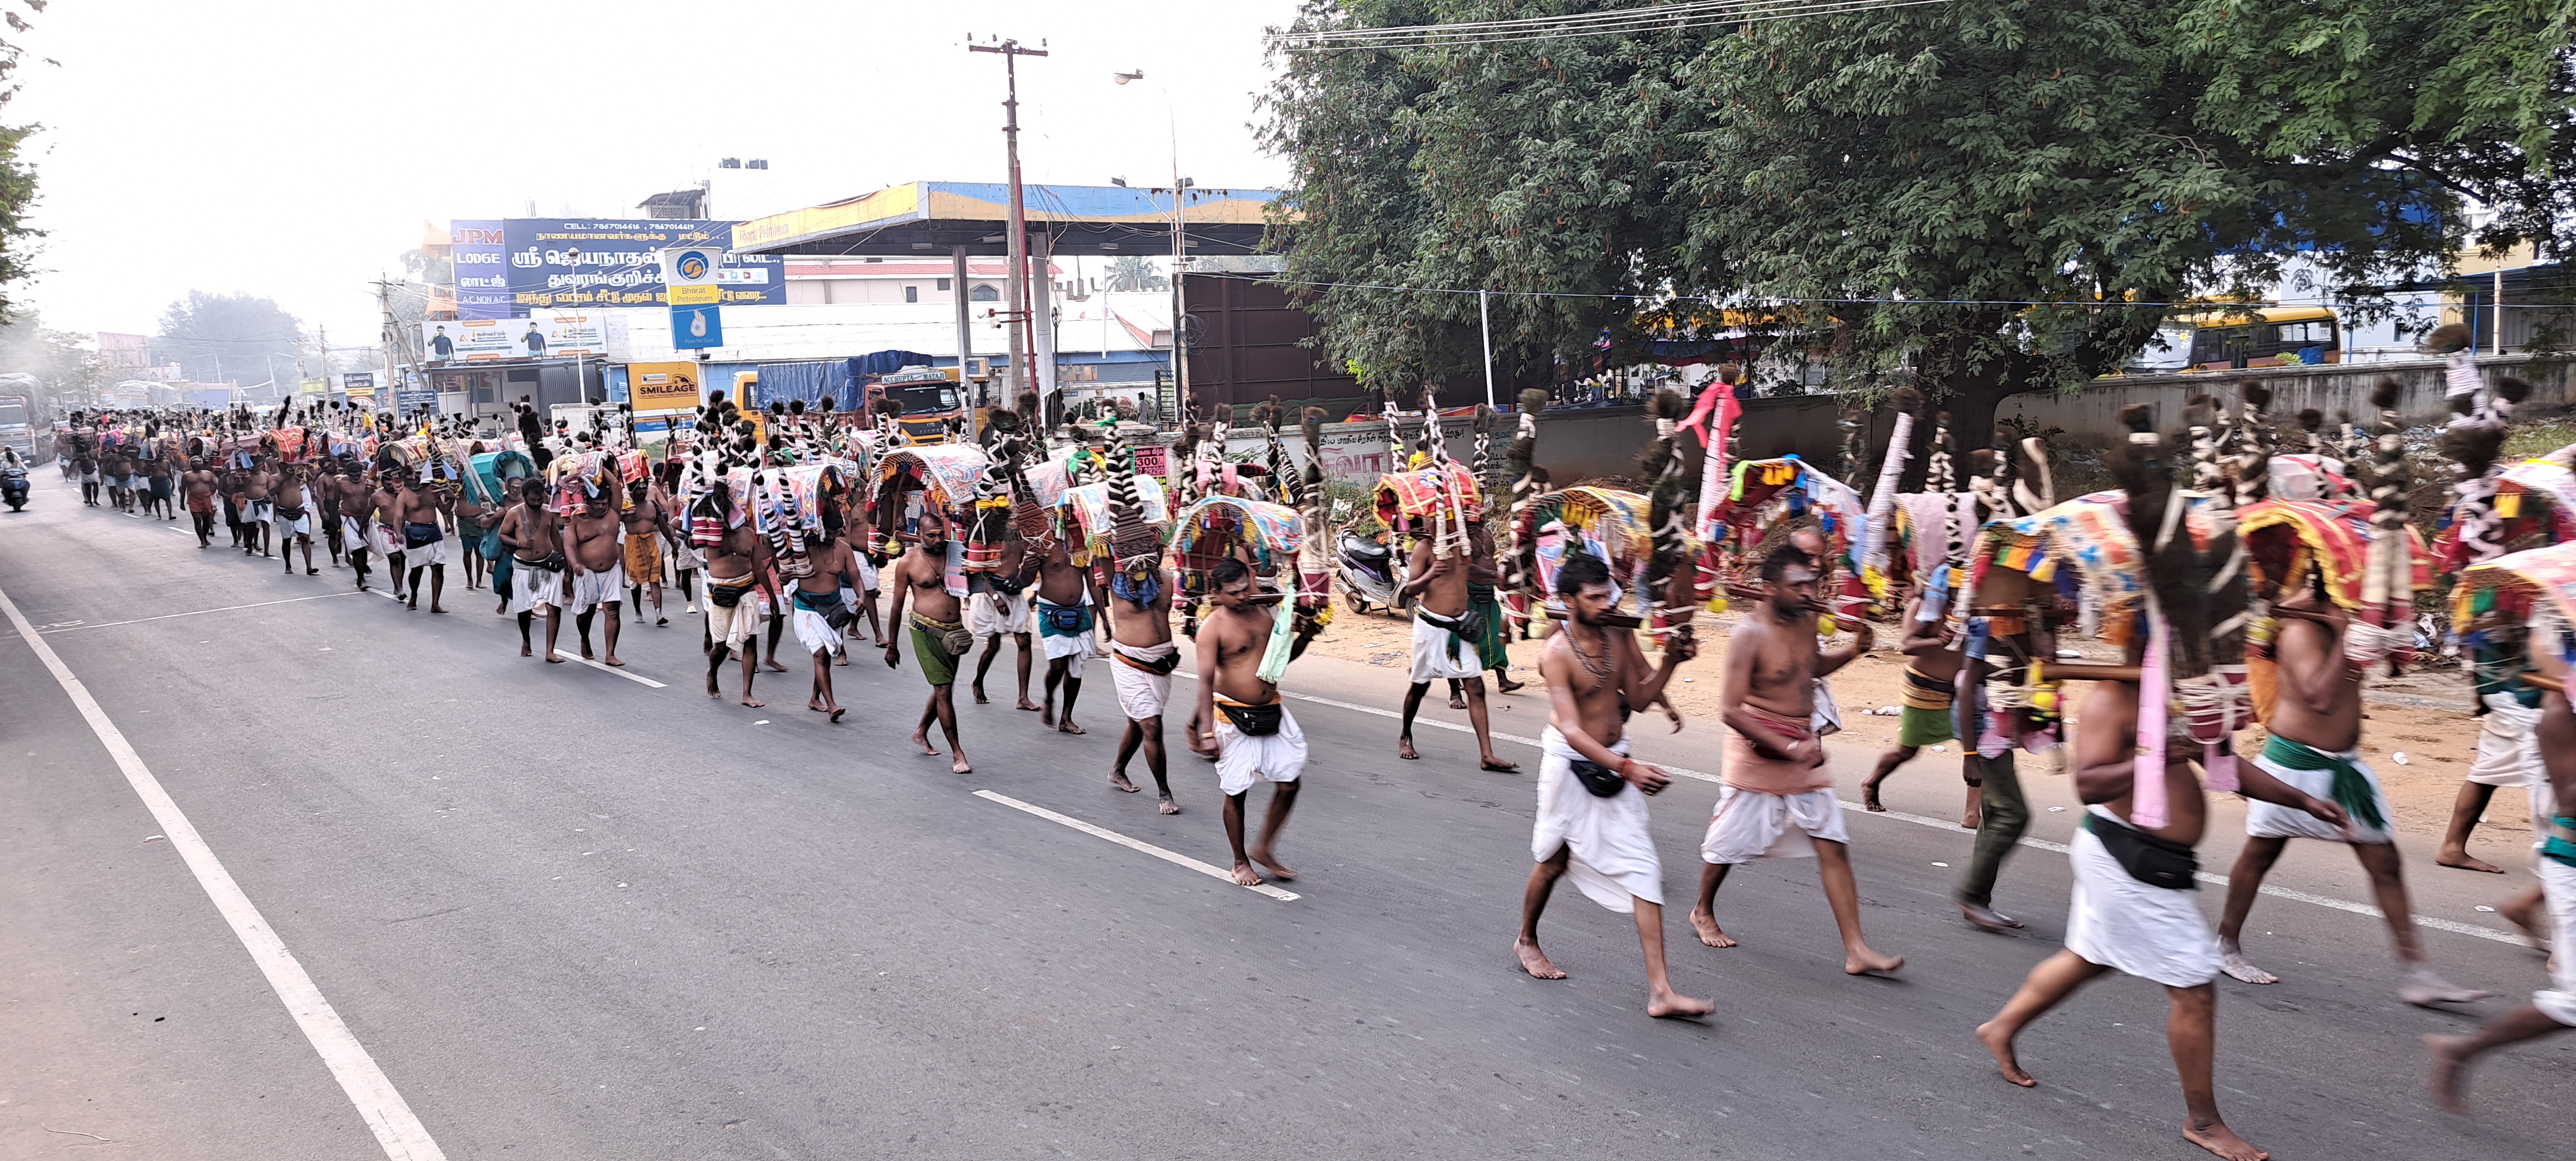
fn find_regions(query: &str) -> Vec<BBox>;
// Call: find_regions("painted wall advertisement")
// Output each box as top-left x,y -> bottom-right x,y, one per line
494,219 -> 784,312
422,314 -> 604,361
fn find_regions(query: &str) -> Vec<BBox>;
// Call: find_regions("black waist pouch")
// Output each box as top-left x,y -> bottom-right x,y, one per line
2085,814 -> 2199,890
1218,701 -> 1284,736
1568,757 -> 1627,798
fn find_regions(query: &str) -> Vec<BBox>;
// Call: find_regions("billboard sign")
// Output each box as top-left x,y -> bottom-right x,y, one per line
449,219 -> 511,318
423,319 -> 515,362
659,245 -> 725,305
500,219 -> 783,312
515,312 -> 607,358
340,372 -> 375,391
628,362 -> 707,412
671,304 -> 723,349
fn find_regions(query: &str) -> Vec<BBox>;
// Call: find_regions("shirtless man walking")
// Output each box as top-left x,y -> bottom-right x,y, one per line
336,459 -> 376,589
1514,552 -> 1713,1018
622,475 -> 671,626
1689,543 -> 1902,975
1033,531 -> 1102,734
1398,530 -> 1517,771
500,477 -> 565,660
371,466 -> 407,602
181,458 -> 219,547
2426,627 -> 2576,1110
2216,581 -> 2486,1004
1191,558 -> 1320,885
272,461 -> 320,575
562,482 -> 626,664
1860,592 -> 1979,826
241,458 -> 274,557
792,504 -> 862,720
396,472 -> 453,612
699,482 -> 777,706
968,533 -> 1041,710
1105,553 -> 1182,813
885,509 -> 974,773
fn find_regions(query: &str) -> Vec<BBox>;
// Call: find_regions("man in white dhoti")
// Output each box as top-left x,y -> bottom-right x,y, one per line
1397,528 -> 1517,772
1979,422 -> 2345,1161
1106,555 -> 1181,814
1514,553 -> 1710,1019
1189,559 -> 1323,885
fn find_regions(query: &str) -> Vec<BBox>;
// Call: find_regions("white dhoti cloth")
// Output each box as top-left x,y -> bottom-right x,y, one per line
368,523 -> 401,557
969,588 -> 1032,637
1213,703 -> 1306,796
1038,596 -> 1093,676
272,511 -> 311,538
852,553 -> 879,591
2065,808 -> 2221,988
1110,641 -> 1175,720
567,562 -> 625,613
1533,727 -> 1661,914
2247,744 -> 2394,843
1409,610 -> 1482,682
1700,786 -> 1848,865
1810,676 -> 1843,736
792,605 -> 843,657
405,535 -> 450,567
342,516 -> 369,551
510,563 -> 565,613
2471,692 -> 2553,850
2534,857 -> 2576,1026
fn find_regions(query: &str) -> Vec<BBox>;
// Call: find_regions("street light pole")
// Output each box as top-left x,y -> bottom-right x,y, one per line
1114,69 -> 1189,425
971,36 -> 1048,420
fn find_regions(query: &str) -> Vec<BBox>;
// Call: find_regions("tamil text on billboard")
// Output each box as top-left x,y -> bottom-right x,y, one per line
450,220 -> 510,318
500,219 -> 783,312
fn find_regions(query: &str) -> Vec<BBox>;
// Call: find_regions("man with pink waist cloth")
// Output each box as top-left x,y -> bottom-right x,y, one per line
1688,539 -> 1905,976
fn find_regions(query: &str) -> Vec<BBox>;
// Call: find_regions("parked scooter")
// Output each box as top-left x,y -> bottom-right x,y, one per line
1330,500 -> 1407,615
1,453 -> 29,511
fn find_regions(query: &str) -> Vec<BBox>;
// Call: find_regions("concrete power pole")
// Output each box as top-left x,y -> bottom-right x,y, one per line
969,36 -> 1047,419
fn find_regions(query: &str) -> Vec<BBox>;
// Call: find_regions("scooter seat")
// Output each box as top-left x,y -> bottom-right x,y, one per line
1340,534 -> 1390,560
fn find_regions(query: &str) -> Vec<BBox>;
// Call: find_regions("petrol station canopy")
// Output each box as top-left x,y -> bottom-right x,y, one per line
729,181 -> 1282,258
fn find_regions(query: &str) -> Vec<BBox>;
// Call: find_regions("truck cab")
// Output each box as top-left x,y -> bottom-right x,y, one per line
866,365 -> 966,442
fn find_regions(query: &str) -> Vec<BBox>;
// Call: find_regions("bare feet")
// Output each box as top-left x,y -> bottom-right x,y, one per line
1109,770 -> 1141,793
2181,1119 -> 2270,1161
1495,675 -> 1525,693
1958,903 -> 2024,932
2398,967 -> 2490,1007
830,707 -> 846,723
1057,719 -> 1085,735
1647,987 -> 1715,1019
1016,697 -> 1042,711
762,658 -> 789,672
1447,691 -> 1467,710
603,654 -> 622,667
1976,1018 -> 2036,1087
1688,908 -> 1735,948
1844,947 -> 1904,975
2436,849 -> 2505,874
2220,952 -> 2278,985
971,682 -> 988,704
1479,756 -> 1521,773
912,728 -> 939,756
1158,794 -> 1180,815
1229,861 -> 1264,886
740,696 -> 764,708
1861,780 -> 1886,812
522,645 -> 534,658
951,756 -> 972,774
1513,936 -> 1566,980
1397,737 -> 1418,760
2500,891 -> 2549,951
544,655 -> 564,664
1251,845 -> 1296,881
2425,1033 -> 2471,1113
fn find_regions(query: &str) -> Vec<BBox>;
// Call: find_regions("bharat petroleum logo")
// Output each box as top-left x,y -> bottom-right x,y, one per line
675,250 -> 711,280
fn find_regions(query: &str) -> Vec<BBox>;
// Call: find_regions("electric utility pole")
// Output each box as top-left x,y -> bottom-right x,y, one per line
969,35 -> 1046,417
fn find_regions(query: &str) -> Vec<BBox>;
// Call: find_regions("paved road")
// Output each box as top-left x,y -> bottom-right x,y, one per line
2,469 -> 2564,1161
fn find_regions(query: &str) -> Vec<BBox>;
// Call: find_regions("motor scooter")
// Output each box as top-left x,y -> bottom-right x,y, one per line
1,461 -> 29,511
1330,500 -> 1407,615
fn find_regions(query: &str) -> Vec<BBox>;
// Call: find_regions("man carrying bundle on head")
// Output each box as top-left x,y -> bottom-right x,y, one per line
1977,404 -> 2353,1161
1689,539 -> 1901,975
1033,514 -> 1105,735
1513,551 -> 1711,1018
968,530 -> 1041,711
885,507 -> 975,774
1191,557 -> 1321,886
1398,510 -> 1518,772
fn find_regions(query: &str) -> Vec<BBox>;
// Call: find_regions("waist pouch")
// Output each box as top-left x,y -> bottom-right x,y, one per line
404,521 -> 442,549
1041,602 -> 1094,636
1569,757 -> 1627,798
708,577 -> 753,608
2544,816 -> 2576,870
798,589 -> 855,631
1116,648 -> 1184,677
274,504 -> 307,521
519,550 -> 568,574
1219,700 -> 1284,737
480,525 -> 504,560
989,574 -> 1028,597
2084,814 -> 2199,890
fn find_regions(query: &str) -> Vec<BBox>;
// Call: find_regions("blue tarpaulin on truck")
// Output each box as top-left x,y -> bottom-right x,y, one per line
850,350 -> 934,378
755,361 -> 858,412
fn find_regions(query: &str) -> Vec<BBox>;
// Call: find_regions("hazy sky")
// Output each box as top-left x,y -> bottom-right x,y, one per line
9,0 -> 1301,344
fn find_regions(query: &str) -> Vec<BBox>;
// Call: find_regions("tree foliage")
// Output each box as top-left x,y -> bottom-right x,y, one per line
1103,255 -> 1169,292
1262,0 -> 2575,431
152,291 -> 308,386
0,0 -> 51,321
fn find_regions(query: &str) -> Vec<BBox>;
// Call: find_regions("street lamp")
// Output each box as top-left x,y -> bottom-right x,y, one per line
1113,69 -> 1189,425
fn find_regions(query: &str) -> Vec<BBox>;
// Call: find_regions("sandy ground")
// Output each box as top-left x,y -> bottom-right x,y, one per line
1303,603 -> 2531,843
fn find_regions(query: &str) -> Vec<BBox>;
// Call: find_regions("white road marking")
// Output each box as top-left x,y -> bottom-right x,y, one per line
38,591 -> 362,633
0,580 -> 448,1161
1250,677 -> 2525,945
973,789 -> 1300,901
550,649 -> 666,687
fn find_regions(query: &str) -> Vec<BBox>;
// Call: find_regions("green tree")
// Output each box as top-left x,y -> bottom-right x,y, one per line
0,0 -> 53,321
1263,0 -> 2574,443
1103,255 -> 1169,292
152,291 -> 308,387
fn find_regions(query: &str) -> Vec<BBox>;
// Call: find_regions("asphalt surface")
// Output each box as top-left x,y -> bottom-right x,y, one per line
2,467 -> 2565,1161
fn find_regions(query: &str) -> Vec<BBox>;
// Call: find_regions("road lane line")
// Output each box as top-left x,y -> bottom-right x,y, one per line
1251,676 -> 2525,945
0,580 -> 448,1161
38,591 -> 363,633
551,649 -> 666,687
973,789 -> 1300,901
